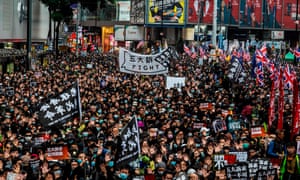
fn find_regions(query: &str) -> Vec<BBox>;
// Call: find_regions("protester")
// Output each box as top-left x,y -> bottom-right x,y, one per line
0,43 -> 298,180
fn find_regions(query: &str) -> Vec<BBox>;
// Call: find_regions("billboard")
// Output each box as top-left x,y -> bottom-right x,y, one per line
262,0 -> 283,29
217,0 -> 240,25
281,0 -> 300,29
130,0 -> 145,24
188,0 -> 215,24
240,0 -> 263,28
146,0 -> 186,25
117,1 -> 131,21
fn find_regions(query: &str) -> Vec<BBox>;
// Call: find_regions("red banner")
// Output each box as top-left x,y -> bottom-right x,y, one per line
268,81 -> 276,130
278,68 -> 284,130
282,0 -> 300,29
46,146 -> 70,161
292,78 -> 299,140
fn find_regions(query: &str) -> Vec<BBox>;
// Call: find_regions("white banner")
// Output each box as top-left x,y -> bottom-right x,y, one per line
166,76 -> 185,89
119,47 -> 178,75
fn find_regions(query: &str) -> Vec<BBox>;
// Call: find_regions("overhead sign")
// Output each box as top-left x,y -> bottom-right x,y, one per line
125,25 -> 144,41
114,25 -> 125,41
117,1 -> 131,21
271,31 -> 284,40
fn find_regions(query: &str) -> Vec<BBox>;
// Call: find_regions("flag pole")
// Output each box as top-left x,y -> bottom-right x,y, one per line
76,79 -> 82,122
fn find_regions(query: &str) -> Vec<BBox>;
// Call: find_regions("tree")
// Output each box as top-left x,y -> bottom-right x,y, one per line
39,0 -> 74,56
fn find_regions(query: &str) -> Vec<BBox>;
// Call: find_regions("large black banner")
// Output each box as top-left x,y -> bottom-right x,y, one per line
37,82 -> 81,127
115,116 -> 140,167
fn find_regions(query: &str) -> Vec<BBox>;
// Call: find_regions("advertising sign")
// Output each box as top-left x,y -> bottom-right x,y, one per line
130,0 -> 145,24
114,25 -> 125,41
282,0 -> 300,29
240,0 -> 263,28
218,0 -> 239,25
125,26 -> 144,41
117,1 -> 131,21
263,0 -> 283,28
188,0 -> 215,24
146,0 -> 186,25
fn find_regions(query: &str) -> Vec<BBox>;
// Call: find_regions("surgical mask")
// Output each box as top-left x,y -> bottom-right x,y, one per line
108,161 -> 114,167
157,171 -> 164,175
168,135 -> 173,139
25,136 -> 32,141
113,115 -> 119,119
82,132 -> 88,137
119,173 -> 128,180
96,127 -> 101,131
54,170 -> 62,175
77,159 -> 82,164
243,143 -> 249,149
91,161 -> 96,167
200,152 -> 205,158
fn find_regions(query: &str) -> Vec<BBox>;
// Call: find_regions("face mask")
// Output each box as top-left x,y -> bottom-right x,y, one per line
113,115 -> 119,119
243,143 -> 249,149
77,159 -> 82,164
228,116 -> 232,121
108,161 -> 114,167
158,171 -> 164,175
200,152 -> 205,158
96,127 -> 101,131
119,173 -> 128,180
91,161 -> 96,167
168,135 -> 173,139
82,132 -> 88,137
97,109 -> 102,114
25,136 -> 32,141
54,170 -> 62,175
170,161 -> 176,166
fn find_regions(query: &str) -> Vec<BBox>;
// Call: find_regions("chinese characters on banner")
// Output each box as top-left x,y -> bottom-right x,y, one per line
115,116 -> 140,167
37,82 -> 81,127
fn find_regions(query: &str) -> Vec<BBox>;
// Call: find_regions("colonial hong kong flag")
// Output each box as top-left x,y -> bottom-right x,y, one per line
283,64 -> 296,90
255,62 -> 264,86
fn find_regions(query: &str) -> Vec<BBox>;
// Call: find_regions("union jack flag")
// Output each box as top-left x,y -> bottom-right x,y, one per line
199,46 -> 206,58
268,62 -> 278,81
255,62 -> 264,86
255,49 -> 270,65
184,44 -> 191,55
243,51 -> 251,62
283,64 -> 296,90
260,44 -> 267,56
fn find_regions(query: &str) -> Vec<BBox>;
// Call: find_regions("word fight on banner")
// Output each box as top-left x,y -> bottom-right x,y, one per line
118,47 -> 179,75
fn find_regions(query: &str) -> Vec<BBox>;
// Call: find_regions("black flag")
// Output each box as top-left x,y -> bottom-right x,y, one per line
37,82 -> 82,127
115,116 -> 140,168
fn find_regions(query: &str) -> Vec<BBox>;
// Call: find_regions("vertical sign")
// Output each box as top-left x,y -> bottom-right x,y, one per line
240,0 -> 262,28
282,0 -> 300,29
117,1 -> 131,21
218,0 -> 239,25
130,0 -> 145,24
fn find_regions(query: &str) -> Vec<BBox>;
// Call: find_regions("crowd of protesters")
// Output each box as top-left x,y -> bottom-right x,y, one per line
0,45 -> 299,180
